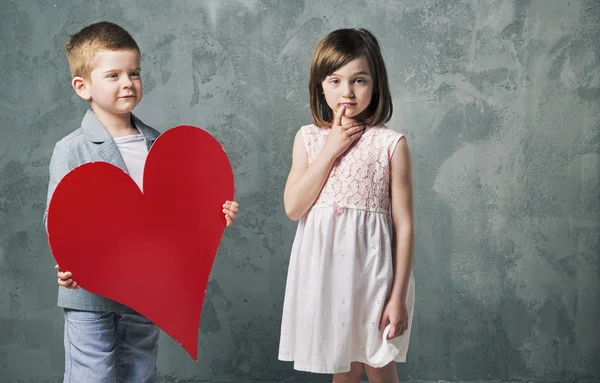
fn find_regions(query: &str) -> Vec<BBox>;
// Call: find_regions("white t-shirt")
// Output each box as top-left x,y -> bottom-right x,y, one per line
113,134 -> 148,190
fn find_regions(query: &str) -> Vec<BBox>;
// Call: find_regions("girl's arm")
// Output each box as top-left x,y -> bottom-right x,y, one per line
283,106 -> 363,221
283,130 -> 335,220
389,137 -> 415,303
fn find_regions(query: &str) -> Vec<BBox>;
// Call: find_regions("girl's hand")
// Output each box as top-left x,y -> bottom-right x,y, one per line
55,264 -> 80,289
379,299 -> 408,339
223,200 -> 239,226
321,105 -> 365,160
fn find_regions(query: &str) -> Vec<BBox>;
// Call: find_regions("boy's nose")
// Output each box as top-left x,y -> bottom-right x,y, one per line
121,76 -> 133,88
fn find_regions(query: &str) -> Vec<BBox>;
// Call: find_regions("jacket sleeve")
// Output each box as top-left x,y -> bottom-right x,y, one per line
43,141 -> 79,231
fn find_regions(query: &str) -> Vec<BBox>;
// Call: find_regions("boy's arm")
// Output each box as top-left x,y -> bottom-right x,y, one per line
45,142 -> 81,289
44,142 -> 79,231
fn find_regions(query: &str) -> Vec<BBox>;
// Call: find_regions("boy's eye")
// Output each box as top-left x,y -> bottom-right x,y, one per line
130,72 -> 140,77
106,73 -> 118,79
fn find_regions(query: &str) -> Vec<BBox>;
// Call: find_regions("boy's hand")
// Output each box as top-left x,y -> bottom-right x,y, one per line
55,264 -> 80,289
223,200 -> 239,226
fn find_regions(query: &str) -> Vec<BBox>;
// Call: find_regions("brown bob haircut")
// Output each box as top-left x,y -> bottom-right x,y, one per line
65,21 -> 140,80
309,28 -> 393,127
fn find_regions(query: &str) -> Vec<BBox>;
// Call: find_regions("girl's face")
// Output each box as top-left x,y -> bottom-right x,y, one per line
321,56 -> 374,124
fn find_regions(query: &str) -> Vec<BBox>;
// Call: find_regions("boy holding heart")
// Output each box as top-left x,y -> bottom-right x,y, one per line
44,21 -> 239,382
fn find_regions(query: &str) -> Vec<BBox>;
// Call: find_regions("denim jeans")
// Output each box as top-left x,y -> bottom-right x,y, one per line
63,308 -> 160,383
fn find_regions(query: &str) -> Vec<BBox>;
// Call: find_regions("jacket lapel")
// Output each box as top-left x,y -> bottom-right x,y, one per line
81,109 -> 159,173
131,114 -> 160,151
98,140 -> 128,173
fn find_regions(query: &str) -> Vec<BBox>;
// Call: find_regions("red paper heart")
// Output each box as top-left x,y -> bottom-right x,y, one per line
47,125 -> 234,360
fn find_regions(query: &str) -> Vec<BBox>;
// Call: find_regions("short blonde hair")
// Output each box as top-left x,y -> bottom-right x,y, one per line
65,21 -> 140,80
309,28 -> 393,127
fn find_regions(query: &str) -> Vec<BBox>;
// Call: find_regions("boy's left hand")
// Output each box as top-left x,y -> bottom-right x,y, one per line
223,200 -> 239,226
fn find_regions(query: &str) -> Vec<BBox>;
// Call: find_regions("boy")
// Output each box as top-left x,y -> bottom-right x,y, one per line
44,21 -> 239,382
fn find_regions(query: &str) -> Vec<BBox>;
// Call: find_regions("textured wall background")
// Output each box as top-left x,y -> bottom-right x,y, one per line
1,0 -> 598,382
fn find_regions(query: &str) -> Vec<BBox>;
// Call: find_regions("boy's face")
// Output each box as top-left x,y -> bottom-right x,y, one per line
78,49 -> 143,117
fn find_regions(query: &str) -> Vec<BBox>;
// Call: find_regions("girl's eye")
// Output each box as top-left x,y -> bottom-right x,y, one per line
355,78 -> 367,84
329,79 -> 339,84
130,72 -> 140,77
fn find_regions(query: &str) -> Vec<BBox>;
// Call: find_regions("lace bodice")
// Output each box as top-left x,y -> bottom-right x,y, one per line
301,124 -> 403,213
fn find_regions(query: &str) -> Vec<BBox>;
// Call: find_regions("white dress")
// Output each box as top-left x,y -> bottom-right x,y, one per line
278,124 -> 416,374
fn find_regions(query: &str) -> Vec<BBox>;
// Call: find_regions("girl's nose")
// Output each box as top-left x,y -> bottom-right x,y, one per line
342,82 -> 354,98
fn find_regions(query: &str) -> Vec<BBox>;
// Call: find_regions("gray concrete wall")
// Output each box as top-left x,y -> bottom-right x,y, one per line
1,0 -> 598,382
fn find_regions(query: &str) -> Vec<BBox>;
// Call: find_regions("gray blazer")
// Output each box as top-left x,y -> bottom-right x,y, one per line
44,109 -> 161,312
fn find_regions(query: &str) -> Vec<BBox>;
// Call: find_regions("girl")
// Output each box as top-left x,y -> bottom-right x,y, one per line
279,28 -> 416,383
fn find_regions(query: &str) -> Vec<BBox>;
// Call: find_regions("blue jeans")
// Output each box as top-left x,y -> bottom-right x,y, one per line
63,308 -> 159,383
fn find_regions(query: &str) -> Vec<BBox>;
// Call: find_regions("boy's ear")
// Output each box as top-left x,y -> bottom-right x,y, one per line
72,76 -> 91,101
